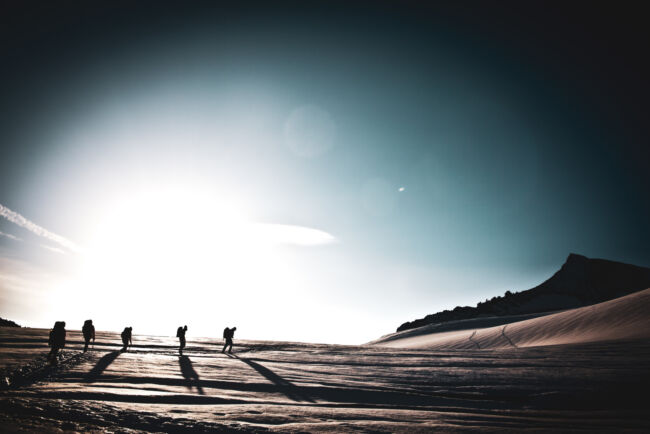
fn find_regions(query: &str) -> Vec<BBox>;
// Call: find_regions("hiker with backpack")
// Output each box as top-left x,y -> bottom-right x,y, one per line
48,321 -> 66,364
177,325 -> 188,355
120,327 -> 132,352
222,326 -> 236,354
82,319 -> 95,352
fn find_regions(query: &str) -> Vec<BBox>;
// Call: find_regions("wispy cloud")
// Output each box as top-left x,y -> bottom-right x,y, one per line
1,202 -> 334,253
253,223 -> 337,246
0,203 -> 82,253
0,230 -> 22,242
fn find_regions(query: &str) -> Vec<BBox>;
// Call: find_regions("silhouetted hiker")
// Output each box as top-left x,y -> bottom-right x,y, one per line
222,326 -> 236,353
48,321 -> 66,364
177,325 -> 188,355
82,319 -> 95,352
120,327 -> 132,352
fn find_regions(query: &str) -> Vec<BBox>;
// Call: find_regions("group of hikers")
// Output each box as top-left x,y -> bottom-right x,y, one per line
48,320 -> 236,363
176,325 -> 237,355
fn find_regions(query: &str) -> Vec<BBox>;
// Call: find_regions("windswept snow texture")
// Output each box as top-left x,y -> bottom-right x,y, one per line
1,327 -> 650,432
373,288 -> 650,350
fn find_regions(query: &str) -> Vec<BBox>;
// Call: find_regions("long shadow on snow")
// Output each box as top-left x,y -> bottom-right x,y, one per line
85,351 -> 120,382
33,380 -> 650,412
179,355 -> 204,395
59,372 -> 479,408
235,355 -> 313,402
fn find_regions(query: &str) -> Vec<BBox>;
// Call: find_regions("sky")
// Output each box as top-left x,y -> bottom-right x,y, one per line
1,2 -> 649,344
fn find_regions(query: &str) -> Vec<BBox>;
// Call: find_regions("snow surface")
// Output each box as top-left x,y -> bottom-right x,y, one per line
1,324 -> 650,432
372,287 -> 650,350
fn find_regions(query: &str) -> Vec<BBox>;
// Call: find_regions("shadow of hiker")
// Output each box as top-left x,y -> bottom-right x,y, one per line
239,357 -> 313,402
179,355 -> 204,395
85,351 -> 120,382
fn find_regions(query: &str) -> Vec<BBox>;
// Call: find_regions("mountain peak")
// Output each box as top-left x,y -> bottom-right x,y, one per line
565,253 -> 588,263
396,254 -> 650,333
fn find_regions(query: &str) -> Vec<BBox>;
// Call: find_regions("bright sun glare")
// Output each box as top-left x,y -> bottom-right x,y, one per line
62,187 -> 302,335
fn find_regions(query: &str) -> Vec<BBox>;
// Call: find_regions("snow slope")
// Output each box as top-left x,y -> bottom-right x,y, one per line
372,287 -> 650,350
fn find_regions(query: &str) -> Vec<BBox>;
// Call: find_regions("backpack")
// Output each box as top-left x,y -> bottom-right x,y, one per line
50,323 -> 66,348
223,327 -> 229,339
176,327 -> 182,338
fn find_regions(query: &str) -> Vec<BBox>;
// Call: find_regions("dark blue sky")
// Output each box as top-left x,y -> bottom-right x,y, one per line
0,2 -> 649,342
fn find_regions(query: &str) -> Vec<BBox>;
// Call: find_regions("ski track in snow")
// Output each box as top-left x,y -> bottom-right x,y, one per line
1,327 -> 650,432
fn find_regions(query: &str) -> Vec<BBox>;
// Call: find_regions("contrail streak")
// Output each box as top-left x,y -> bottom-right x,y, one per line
40,244 -> 66,255
0,203 -> 81,253
0,230 -> 22,241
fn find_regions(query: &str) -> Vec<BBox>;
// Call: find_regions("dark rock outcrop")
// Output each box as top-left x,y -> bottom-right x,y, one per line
396,254 -> 650,332
0,318 -> 21,328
